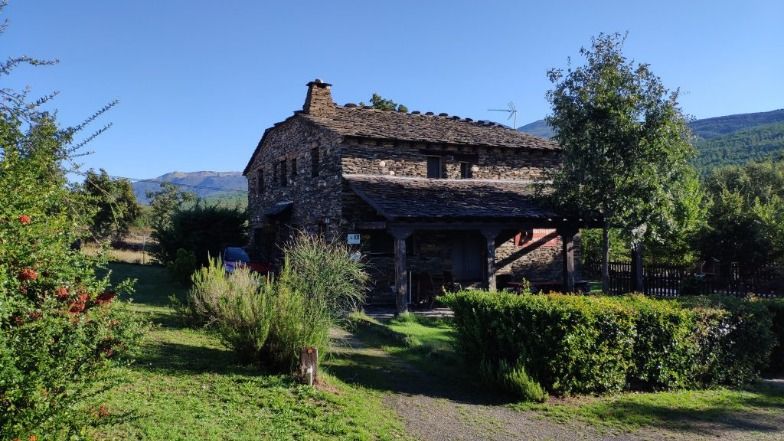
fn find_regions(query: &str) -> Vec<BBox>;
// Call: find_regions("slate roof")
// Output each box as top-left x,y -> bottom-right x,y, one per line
303,106 -> 560,150
344,174 -> 559,222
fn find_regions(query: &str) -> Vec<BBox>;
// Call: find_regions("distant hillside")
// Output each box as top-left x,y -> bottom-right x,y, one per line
694,121 -> 784,170
517,119 -> 555,138
690,109 -> 784,140
518,109 -> 784,171
133,171 -> 247,204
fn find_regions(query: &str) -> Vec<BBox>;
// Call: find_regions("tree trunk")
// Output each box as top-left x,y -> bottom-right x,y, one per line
631,241 -> 644,293
602,225 -> 610,293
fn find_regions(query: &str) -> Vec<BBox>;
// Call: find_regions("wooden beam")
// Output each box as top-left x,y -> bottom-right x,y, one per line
560,228 -> 576,292
390,228 -> 413,314
481,228 -> 501,292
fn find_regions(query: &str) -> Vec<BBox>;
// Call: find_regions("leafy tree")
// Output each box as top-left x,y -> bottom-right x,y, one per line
360,93 -> 408,112
82,168 -> 141,240
698,159 -> 784,271
146,181 -> 196,232
0,7 -> 145,437
545,33 -> 702,290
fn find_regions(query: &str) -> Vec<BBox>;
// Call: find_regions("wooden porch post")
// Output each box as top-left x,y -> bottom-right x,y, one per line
560,228 -> 576,292
481,228 -> 500,292
390,228 -> 412,314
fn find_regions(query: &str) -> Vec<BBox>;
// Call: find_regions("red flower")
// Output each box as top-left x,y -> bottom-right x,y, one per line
55,286 -> 69,300
68,293 -> 89,314
28,311 -> 42,321
97,404 -> 110,418
18,268 -> 38,281
18,214 -> 31,225
95,290 -> 116,306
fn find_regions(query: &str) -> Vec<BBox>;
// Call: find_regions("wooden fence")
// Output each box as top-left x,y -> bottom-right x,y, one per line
584,262 -> 783,297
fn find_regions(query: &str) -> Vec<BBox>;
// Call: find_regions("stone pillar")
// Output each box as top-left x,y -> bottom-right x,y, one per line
481,228 -> 500,292
560,228 -> 576,292
390,228 -> 412,314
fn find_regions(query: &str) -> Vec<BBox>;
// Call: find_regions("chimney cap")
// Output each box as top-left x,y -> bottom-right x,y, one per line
307,78 -> 332,87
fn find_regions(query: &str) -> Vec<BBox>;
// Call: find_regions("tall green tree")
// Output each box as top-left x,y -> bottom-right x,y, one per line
545,33 -> 702,291
82,168 -> 141,240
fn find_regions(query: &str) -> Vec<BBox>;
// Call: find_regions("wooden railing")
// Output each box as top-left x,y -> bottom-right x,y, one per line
584,262 -> 782,297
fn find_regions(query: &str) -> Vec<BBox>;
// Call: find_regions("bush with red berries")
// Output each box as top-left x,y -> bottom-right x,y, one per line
0,106 -> 146,439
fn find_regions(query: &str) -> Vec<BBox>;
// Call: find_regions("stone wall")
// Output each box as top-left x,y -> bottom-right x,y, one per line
246,116 -> 344,258
340,138 -> 559,180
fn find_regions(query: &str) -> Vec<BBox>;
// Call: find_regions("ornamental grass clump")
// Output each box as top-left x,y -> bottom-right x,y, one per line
186,233 -> 367,372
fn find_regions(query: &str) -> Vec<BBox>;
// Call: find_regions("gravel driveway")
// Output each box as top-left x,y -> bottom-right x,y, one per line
329,328 -> 784,441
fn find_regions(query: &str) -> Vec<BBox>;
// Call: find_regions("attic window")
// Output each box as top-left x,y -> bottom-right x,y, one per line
426,156 -> 442,179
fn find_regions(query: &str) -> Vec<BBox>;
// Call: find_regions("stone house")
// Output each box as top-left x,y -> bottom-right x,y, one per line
243,79 -> 588,312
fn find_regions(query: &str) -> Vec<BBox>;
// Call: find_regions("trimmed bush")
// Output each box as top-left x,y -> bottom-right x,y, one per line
443,291 -> 776,396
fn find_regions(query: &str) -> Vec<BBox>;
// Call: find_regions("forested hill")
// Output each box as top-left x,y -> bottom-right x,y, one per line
518,109 -> 784,172
132,171 -> 247,204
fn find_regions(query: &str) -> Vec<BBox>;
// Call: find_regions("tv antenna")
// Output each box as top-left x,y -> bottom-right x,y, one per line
488,101 -> 518,129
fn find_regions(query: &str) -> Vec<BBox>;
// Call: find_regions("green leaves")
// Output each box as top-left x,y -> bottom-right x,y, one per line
546,33 -> 701,258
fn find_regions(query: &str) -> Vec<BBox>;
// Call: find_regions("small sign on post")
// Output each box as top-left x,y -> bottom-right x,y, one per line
299,347 -> 318,386
347,233 -> 360,245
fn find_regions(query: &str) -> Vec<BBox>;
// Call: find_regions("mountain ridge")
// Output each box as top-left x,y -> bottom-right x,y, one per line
518,109 -> 784,171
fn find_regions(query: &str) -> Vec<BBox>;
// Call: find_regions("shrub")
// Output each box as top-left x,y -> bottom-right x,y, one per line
167,248 -> 198,286
679,296 -> 776,384
263,266 -> 331,371
480,358 -> 547,402
282,232 -> 369,319
186,235 -> 367,372
444,291 -> 636,395
0,115 -> 145,438
152,204 -> 247,276
444,291 -> 776,396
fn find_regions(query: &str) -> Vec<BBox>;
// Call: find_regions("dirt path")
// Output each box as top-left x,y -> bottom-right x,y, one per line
329,328 -> 784,441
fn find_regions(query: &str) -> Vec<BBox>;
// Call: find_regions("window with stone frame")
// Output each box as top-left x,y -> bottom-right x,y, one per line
459,162 -> 473,179
291,157 -> 297,178
426,156 -> 443,178
311,148 -> 320,177
279,159 -> 287,186
272,162 -> 278,187
256,168 -> 264,194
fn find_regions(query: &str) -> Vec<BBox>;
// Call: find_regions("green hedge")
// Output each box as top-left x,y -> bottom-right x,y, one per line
443,291 -> 777,396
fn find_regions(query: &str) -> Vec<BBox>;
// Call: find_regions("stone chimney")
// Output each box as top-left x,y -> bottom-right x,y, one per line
302,79 -> 335,117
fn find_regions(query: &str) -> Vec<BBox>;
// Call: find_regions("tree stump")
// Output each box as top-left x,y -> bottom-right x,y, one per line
299,347 -> 318,386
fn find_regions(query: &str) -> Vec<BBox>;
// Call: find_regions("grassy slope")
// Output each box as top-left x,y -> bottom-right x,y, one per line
85,263 -> 409,440
363,313 -> 784,433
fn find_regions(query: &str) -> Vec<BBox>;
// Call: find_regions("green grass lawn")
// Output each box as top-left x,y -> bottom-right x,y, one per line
85,263 -> 410,440
361,311 -> 784,433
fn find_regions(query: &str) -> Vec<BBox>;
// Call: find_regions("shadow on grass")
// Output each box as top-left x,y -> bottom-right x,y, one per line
325,321 -> 510,406
134,340 -> 262,376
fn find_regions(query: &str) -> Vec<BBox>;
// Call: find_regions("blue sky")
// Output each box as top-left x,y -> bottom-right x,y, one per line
3,1 -> 783,179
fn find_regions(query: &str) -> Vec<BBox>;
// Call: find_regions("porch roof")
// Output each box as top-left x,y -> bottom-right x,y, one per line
344,174 -> 560,222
